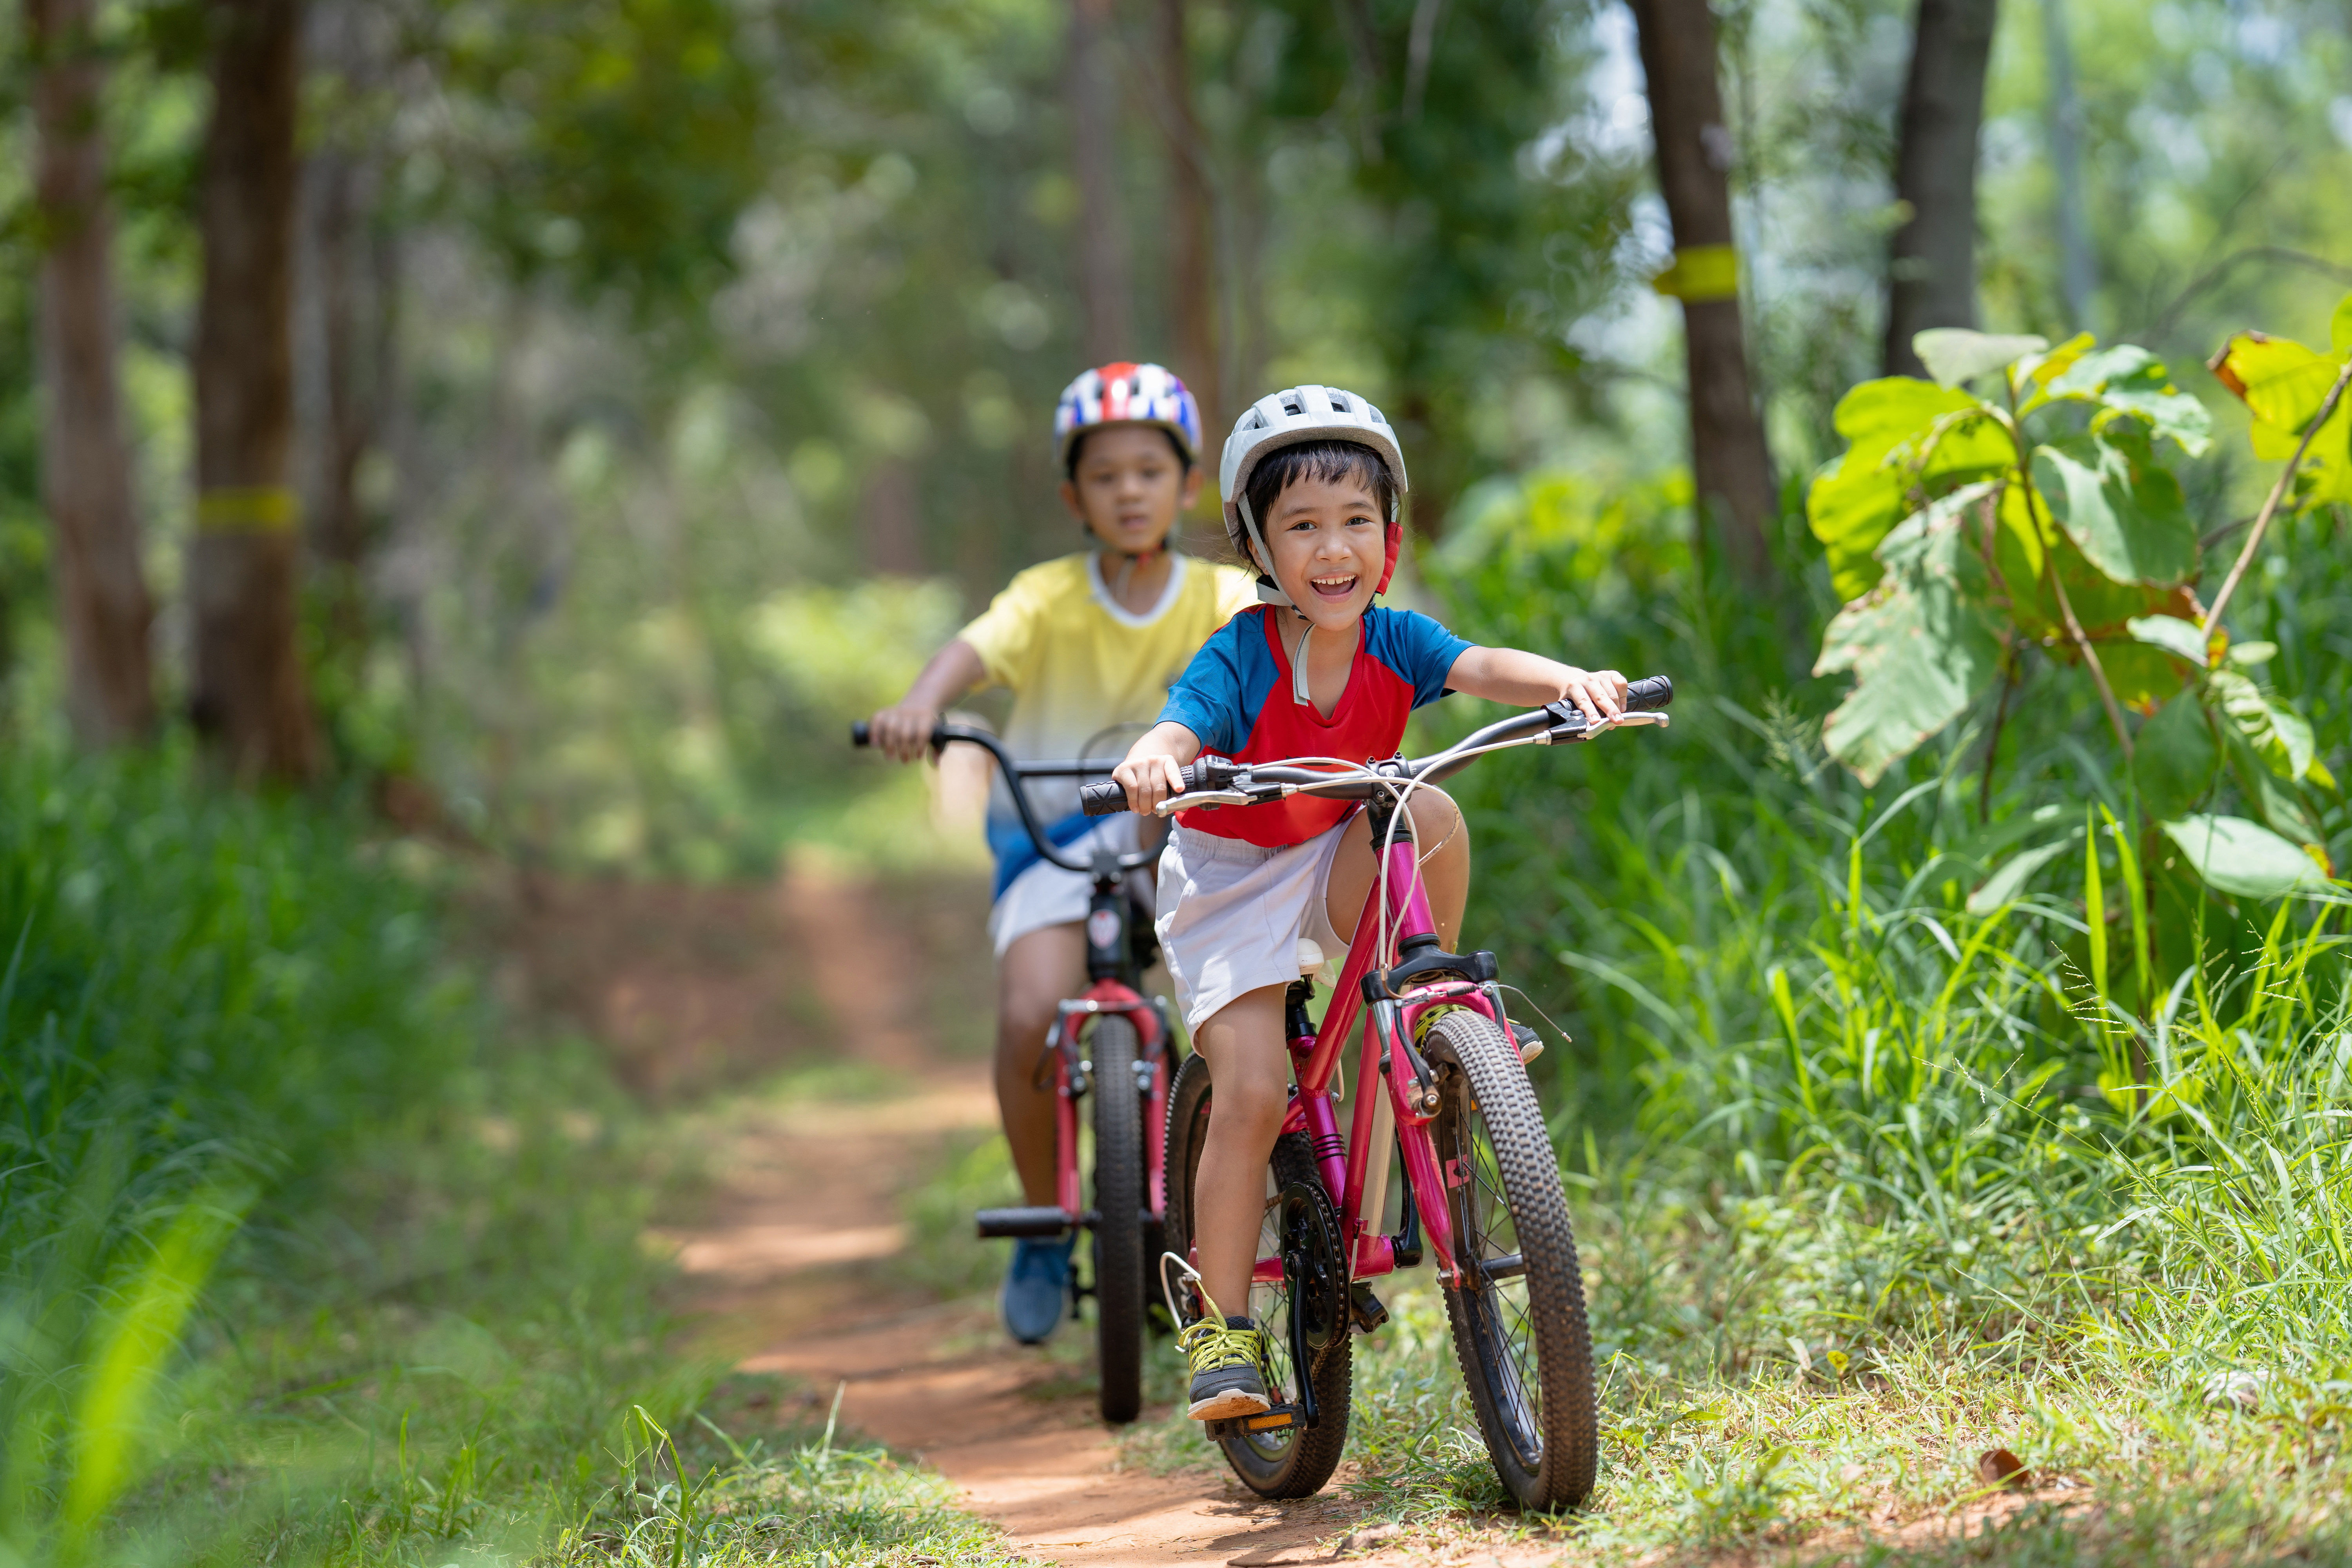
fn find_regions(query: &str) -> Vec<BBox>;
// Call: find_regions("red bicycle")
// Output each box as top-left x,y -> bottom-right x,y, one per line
1076,676 -> 1673,1509
852,719 -> 1175,1424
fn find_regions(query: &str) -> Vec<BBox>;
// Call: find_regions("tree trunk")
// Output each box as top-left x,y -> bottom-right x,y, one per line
28,0 -> 156,746
1627,0 -> 1777,588
192,0 -> 319,785
1156,0 -> 1218,440
1884,0 -> 1998,377
1068,0 -> 1132,363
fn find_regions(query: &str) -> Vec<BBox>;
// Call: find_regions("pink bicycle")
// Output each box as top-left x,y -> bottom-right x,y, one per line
1075,676 -> 1673,1509
852,719 -> 1174,1423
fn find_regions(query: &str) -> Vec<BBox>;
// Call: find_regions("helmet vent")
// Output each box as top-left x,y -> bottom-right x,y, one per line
1279,392 -> 1305,416
1243,410 -> 1267,429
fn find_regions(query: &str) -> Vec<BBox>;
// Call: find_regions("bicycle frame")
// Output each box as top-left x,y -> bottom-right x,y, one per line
1046,859 -> 1173,1225
1256,811 -> 1492,1291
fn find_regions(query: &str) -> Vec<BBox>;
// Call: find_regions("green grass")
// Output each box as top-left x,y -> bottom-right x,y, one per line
0,740 -> 1016,1567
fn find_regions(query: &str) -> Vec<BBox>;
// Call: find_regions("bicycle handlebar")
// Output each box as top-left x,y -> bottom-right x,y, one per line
849,719 -> 1158,875
1073,673 -> 1675,817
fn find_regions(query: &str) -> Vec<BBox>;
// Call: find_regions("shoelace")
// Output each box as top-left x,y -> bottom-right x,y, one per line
1160,1251 -> 1259,1371
1176,1314 -> 1259,1373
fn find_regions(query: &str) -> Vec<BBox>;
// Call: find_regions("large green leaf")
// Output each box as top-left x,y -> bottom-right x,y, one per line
2030,433 -> 2198,586
1807,379 -> 2011,602
2033,343 -> 2212,455
1913,329 -> 2047,390
2160,814 -> 2328,898
2210,667 -> 2318,780
2132,692 -> 2216,822
2127,613 -> 2214,669
1814,483 -> 2004,784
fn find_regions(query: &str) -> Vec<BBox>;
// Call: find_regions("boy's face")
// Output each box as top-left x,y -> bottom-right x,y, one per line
1261,472 -> 1385,632
1060,424 -> 1203,554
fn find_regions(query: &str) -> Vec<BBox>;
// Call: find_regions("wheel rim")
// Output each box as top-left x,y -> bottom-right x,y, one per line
1239,1180 -> 1301,1462
1442,1066 -> 1544,1471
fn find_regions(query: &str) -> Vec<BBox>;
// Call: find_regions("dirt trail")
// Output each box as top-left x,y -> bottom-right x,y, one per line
520,862 -> 2047,1567
633,860 -> 1437,1567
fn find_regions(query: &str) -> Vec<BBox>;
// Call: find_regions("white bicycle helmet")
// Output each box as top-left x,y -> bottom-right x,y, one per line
1219,384 -> 1409,607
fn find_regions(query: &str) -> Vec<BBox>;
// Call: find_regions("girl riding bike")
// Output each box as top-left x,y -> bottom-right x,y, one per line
1110,385 -> 1628,1423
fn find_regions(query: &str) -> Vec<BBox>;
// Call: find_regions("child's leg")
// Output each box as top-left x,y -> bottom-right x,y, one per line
1190,982 -> 1292,1318
996,923 -> 1086,1205
1321,787 -> 1472,948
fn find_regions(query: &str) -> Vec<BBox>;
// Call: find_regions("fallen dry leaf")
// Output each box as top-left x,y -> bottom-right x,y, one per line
1978,1447 -> 2031,1490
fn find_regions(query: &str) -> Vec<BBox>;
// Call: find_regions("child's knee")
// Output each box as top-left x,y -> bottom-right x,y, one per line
1408,787 -> 1468,851
1211,1060 -> 1290,1133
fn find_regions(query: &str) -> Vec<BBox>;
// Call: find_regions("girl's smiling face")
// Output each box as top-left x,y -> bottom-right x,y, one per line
1261,472 -> 1386,631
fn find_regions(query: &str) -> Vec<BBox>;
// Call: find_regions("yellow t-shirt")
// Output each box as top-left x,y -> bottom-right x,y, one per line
960,551 -> 1257,826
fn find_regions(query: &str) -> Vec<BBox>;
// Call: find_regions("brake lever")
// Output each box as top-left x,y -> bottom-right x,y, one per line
1543,708 -> 1670,743
1156,789 -> 1258,815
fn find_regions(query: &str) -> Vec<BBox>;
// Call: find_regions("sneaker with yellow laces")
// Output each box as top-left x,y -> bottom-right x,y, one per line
1178,1312 -> 1271,1420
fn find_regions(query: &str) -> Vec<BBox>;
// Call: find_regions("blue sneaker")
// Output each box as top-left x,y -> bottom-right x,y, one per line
1002,1236 -> 1072,1344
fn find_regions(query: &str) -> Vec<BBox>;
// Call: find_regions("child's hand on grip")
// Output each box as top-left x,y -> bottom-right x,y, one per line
1113,752 -> 1187,816
867,702 -> 940,763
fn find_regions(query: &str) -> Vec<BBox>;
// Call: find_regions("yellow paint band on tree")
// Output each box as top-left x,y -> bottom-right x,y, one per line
195,486 -> 299,534
1651,244 -> 1740,303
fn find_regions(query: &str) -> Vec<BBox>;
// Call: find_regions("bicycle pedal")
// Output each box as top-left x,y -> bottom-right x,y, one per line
1207,1404 -> 1302,1440
1349,1282 -> 1389,1334
975,1206 -> 1072,1239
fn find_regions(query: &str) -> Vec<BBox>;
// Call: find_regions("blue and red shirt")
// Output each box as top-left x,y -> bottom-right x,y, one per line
1157,604 -> 1474,847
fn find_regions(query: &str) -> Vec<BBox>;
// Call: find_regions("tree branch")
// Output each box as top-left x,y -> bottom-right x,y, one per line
2202,355 -> 2352,636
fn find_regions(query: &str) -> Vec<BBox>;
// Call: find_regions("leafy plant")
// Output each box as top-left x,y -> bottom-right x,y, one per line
1806,302 -> 2352,900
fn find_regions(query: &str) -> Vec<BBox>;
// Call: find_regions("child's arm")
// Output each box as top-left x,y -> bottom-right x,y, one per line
1112,721 -> 1201,815
869,639 -> 987,762
1445,647 -> 1630,722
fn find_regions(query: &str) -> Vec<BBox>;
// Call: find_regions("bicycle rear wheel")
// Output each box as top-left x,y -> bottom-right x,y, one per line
1420,1007 -> 1598,1511
1164,1054 -> 1352,1499
1089,1014 -> 1145,1424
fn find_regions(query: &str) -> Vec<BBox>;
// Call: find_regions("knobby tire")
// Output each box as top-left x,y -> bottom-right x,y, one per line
1090,1014 -> 1146,1424
1422,1008 -> 1599,1511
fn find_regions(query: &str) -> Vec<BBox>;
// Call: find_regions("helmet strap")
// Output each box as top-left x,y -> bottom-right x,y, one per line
1100,539 -> 1163,604
1236,496 -> 1294,608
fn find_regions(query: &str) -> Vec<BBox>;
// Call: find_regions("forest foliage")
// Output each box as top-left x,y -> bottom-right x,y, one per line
7,0 -> 2352,1561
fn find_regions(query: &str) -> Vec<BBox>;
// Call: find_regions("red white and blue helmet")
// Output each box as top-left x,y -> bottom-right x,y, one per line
1053,362 -> 1202,470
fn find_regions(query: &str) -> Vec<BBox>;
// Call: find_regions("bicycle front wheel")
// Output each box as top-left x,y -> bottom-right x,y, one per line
1421,1007 -> 1598,1511
1090,1014 -> 1145,1424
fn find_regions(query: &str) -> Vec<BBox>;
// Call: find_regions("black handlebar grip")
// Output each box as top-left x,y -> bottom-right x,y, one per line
1079,779 -> 1129,815
1626,675 -> 1675,711
850,721 -> 871,747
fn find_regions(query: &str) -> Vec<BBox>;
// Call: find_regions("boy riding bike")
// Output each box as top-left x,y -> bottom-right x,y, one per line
1110,385 -> 1628,1421
867,363 -> 1254,1345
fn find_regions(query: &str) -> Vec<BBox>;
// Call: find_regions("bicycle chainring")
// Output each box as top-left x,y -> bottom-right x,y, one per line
1276,1177 -> 1348,1364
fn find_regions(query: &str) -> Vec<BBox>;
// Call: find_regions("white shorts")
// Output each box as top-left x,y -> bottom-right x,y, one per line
988,816 -> 1143,956
1155,819 -> 1354,1033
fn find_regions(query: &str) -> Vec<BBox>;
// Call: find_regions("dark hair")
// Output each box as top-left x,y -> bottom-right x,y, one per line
1231,440 -> 1397,565
1066,425 -> 1194,480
